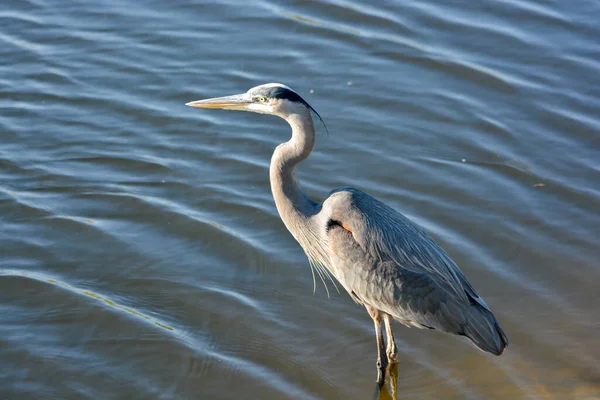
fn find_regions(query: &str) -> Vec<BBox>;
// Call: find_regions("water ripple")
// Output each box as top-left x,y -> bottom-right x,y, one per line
2,0 -> 600,398
0,269 -> 176,333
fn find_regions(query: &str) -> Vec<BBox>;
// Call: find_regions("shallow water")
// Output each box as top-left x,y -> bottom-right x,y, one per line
1,0 -> 600,399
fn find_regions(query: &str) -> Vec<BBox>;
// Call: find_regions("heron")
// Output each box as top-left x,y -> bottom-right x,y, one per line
186,83 -> 508,382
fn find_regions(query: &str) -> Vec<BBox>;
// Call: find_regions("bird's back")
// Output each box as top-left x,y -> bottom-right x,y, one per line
322,188 -> 508,355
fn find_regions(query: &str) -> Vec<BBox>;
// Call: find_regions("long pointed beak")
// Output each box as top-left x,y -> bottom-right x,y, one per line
185,93 -> 250,110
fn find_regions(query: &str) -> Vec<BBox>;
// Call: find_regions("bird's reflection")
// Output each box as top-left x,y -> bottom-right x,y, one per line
373,362 -> 398,400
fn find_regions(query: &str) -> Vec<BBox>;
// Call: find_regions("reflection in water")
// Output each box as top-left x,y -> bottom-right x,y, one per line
374,363 -> 398,400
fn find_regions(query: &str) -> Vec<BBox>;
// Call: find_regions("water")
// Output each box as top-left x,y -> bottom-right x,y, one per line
1,0 -> 599,398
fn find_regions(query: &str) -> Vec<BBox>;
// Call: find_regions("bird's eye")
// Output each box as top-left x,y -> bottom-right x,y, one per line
256,96 -> 267,103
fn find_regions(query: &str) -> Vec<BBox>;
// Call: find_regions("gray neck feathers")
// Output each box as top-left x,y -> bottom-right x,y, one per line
269,110 -> 334,286
269,112 -> 317,241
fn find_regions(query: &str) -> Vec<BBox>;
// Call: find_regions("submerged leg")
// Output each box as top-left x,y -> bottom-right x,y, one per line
383,313 -> 398,362
366,305 -> 387,384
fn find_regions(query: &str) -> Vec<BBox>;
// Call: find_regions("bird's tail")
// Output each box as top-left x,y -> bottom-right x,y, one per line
463,305 -> 508,356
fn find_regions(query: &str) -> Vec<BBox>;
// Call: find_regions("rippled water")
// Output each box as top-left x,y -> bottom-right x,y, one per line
2,0 -> 600,399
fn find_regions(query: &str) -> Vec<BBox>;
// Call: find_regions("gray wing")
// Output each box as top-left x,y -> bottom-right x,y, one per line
322,187 -> 508,355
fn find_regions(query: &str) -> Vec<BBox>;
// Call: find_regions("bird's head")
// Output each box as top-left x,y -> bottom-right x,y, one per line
186,83 -> 322,121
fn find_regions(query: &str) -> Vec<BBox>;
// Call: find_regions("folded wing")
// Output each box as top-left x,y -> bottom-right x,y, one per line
324,188 -> 508,355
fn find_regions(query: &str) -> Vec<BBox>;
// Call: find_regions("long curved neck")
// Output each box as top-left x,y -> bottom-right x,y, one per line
269,111 -> 316,238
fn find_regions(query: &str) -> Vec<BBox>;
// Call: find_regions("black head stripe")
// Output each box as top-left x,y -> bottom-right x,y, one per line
255,85 -> 329,135
260,86 -> 306,104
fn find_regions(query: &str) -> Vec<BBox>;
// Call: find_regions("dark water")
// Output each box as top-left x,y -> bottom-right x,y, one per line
2,0 -> 600,398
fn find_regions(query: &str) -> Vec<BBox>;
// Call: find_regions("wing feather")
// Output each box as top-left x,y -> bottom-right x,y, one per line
323,188 -> 508,354
324,187 -> 481,307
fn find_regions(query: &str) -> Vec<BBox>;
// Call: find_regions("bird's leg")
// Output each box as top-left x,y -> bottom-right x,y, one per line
373,318 -> 386,369
366,305 -> 387,384
383,313 -> 398,362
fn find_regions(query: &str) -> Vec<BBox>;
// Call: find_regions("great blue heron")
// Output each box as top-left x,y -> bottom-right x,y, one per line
186,83 -> 508,382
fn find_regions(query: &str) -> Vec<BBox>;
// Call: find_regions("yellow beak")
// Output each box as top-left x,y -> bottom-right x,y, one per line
185,93 -> 250,110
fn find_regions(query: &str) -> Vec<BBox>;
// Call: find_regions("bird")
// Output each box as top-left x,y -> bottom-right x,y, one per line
186,83 -> 508,382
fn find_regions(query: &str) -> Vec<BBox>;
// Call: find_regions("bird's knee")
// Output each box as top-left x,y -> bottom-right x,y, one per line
366,305 -> 382,322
